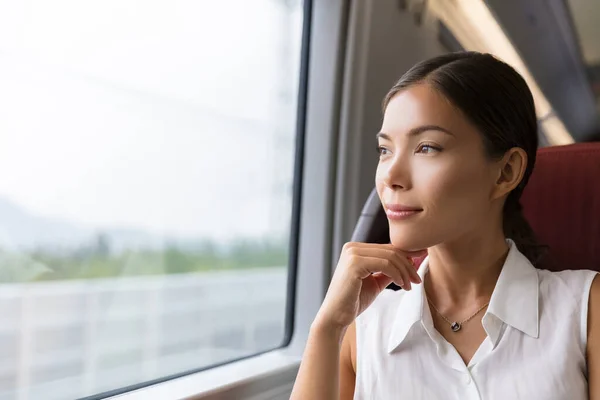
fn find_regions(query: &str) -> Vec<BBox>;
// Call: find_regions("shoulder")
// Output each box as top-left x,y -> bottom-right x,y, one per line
540,269 -> 599,353
537,268 -> 598,304
588,274 -> 600,339
587,274 -> 600,398
537,269 -> 597,349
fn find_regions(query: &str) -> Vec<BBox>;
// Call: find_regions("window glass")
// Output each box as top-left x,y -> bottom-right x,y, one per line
0,0 -> 304,398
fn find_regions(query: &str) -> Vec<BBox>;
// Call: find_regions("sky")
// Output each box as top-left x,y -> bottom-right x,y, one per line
0,0 -> 303,242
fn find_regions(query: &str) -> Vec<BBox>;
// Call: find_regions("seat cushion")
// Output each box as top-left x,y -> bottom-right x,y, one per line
521,142 -> 600,271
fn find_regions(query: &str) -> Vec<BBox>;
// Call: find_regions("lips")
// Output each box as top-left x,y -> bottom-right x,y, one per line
384,204 -> 423,220
385,204 -> 422,212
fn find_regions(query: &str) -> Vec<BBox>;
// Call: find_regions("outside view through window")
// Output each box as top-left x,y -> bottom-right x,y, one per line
0,1 -> 303,398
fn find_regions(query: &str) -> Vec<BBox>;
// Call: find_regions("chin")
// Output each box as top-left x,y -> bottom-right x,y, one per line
388,225 -> 435,252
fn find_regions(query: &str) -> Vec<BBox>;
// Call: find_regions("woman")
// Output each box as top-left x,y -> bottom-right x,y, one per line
290,52 -> 600,399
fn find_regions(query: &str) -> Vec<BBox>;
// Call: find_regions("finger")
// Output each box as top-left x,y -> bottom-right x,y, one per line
397,266 -> 412,291
346,246 -> 420,285
362,247 -> 423,285
385,254 -> 413,290
350,242 -> 427,257
344,242 -> 420,252
394,251 -> 422,284
402,248 -> 428,258
344,242 -> 426,263
375,258 -> 413,291
344,242 -> 420,256
344,242 -> 395,249
371,272 -> 393,291
358,257 -> 406,289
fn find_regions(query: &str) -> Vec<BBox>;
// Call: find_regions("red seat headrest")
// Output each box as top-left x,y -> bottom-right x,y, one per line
521,142 -> 600,271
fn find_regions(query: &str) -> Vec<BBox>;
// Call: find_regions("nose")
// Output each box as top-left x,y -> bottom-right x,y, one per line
380,153 -> 411,190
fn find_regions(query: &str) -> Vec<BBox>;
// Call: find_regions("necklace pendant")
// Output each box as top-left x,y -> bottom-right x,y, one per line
451,322 -> 461,332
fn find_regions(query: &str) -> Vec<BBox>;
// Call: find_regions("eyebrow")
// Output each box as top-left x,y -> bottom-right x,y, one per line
376,125 -> 456,140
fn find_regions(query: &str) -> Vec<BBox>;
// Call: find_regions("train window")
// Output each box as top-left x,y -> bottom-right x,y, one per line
0,0 -> 304,398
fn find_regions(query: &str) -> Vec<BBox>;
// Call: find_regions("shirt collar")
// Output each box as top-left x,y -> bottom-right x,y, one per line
486,239 -> 539,339
386,256 -> 430,354
387,239 -> 539,354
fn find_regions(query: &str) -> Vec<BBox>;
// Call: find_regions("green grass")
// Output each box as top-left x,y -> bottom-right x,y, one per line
0,239 -> 289,282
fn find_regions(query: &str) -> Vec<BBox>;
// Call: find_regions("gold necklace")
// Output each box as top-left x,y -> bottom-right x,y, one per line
425,292 -> 489,333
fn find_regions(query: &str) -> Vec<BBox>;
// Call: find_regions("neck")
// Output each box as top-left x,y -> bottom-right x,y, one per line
424,230 -> 509,308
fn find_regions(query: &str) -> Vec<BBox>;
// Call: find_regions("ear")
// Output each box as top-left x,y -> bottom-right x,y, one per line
491,147 -> 528,201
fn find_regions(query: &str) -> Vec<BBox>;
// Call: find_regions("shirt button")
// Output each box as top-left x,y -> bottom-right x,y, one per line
464,374 -> 472,385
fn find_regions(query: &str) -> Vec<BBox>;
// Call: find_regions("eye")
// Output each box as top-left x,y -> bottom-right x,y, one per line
376,145 -> 391,156
416,143 -> 442,154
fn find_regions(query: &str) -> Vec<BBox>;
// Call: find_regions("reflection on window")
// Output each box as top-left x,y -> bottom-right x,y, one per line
0,0 -> 303,398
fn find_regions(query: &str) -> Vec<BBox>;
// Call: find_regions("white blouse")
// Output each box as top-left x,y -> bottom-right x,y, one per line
354,239 -> 597,400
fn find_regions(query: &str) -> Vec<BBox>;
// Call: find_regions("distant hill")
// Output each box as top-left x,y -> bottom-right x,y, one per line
0,197 -> 165,253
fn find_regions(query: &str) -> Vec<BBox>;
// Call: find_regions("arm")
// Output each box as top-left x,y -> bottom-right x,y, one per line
587,275 -> 600,399
290,242 -> 419,399
289,319 -> 346,400
339,321 -> 357,400
290,320 -> 356,400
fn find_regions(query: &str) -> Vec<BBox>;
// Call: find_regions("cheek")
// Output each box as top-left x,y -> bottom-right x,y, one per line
417,158 -> 491,217
375,164 -> 384,196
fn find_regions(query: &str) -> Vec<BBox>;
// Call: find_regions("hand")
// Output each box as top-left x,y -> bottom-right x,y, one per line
313,242 -> 425,331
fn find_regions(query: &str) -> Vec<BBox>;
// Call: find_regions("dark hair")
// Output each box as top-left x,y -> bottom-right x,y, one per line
383,51 -> 546,265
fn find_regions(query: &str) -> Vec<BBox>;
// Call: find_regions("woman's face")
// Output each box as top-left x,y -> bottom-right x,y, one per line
376,83 -> 501,252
